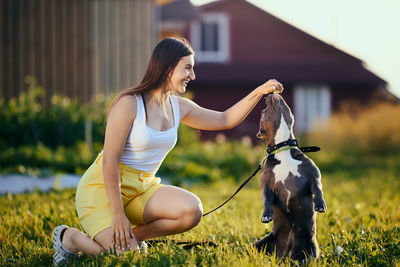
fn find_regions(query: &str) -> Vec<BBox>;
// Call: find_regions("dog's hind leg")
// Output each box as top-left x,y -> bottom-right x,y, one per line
253,232 -> 276,254
261,186 -> 274,223
291,237 -> 319,261
291,217 -> 320,261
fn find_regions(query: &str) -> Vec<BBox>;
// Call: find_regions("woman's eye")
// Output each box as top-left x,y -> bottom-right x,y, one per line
260,129 -> 267,134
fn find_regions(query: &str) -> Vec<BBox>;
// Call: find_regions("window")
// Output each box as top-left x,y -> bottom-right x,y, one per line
294,85 -> 331,132
200,22 -> 219,51
191,13 -> 230,62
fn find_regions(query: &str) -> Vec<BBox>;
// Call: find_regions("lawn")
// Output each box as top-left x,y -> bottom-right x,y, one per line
0,153 -> 399,266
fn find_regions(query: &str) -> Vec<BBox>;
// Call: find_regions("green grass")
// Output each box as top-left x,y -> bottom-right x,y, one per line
1,153 -> 399,266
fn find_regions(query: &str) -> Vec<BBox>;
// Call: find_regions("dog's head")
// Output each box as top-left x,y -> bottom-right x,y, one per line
257,94 -> 295,147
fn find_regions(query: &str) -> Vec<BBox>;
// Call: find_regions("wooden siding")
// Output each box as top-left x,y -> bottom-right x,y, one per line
1,0 -> 156,103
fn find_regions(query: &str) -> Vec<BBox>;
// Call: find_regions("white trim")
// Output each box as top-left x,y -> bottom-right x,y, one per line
294,84 -> 331,132
190,13 -> 230,62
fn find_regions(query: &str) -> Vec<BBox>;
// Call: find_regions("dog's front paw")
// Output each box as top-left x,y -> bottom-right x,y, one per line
314,197 -> 327,213
261,211 -> 273,223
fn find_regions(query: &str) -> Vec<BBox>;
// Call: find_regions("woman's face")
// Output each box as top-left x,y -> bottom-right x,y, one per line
167,55 -> 195,94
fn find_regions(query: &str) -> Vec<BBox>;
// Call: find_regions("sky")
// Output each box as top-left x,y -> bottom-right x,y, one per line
190,0 -> 400,97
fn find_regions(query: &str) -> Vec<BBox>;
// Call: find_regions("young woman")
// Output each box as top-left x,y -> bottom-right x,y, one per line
52,37 -> 283,265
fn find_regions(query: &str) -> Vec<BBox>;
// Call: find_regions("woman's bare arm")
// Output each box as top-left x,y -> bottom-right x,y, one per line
179,79 -> 283,130
102,95 -> 137,250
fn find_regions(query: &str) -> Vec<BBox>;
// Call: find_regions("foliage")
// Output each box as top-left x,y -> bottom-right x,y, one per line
307,102 -> 400,155
0,77 -> 108,174
0,77 -> 108,148
0,153 -> 399,266
160,127 -> 263,185
0,142 -> 102,175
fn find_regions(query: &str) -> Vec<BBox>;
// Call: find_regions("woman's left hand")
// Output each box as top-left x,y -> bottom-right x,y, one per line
257,79 -> 284,95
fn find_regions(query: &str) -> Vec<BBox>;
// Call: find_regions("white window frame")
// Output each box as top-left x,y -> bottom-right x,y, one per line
294,84 -> 331,133
190,13 -> 230,63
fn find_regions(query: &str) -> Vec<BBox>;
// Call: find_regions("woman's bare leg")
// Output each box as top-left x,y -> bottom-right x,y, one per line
94,227 -> 138,254
60,185 -> 202,256
61,227 -> 104,255
132,185 -> 203,241
82,186 -> 202,254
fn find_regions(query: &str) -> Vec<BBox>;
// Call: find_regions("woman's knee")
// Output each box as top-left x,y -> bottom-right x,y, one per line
143,186 -> 203,229
179,197 -> 203,229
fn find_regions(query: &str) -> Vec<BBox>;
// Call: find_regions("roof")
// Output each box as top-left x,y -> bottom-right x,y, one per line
160,0 -> 199,21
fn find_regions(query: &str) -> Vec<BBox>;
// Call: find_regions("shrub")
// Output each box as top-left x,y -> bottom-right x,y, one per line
0,77 -> 108,148
160,128 -> 264,185
0,77 -> 108,174
307,102 -> 400,155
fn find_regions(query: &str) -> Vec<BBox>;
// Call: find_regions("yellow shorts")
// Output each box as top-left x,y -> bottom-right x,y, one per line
75,153 -> 163,239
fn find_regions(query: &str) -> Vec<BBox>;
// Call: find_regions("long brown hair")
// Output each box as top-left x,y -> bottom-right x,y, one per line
107,37 -> 194,117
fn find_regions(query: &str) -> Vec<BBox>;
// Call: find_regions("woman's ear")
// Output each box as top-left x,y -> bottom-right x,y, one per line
163,69 -> 173,92
167,65 -> 174,78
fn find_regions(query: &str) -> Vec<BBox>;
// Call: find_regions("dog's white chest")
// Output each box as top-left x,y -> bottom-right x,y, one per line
273,152 -> 302,183
272,115 -> 302,208
272,152 -> 301,209
273,114 -> 301,183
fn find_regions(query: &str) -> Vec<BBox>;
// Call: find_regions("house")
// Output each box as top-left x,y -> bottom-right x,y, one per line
160,0 -> 387,138
1,0 -> 157,103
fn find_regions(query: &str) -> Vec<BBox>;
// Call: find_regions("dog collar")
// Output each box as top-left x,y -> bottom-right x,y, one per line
259,141 -> 297,168
259,139 -> 320,168
266,139 -> 298,154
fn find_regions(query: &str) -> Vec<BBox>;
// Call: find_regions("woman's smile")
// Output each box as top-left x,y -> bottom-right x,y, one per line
168,55 -> 195,94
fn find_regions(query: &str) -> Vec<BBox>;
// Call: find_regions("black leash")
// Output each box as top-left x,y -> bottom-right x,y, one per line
203,164 -> 263,217
146,240 -> 218,250
202,139 -> 320,217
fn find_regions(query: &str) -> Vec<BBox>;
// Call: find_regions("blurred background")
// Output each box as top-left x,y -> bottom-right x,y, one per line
1,0 -> 399,188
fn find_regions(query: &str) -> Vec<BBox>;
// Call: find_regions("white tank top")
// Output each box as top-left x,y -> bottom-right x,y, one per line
119,94 -> 180,174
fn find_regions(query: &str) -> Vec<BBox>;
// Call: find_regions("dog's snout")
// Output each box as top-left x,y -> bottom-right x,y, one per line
257,128 -> 267,140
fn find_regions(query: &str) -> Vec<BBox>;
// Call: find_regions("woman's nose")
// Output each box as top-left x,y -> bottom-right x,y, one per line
256,131 -> 263,139
190,70 -> 195,80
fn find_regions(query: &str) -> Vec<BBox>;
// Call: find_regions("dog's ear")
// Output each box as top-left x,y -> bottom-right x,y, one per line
264,96 -> 269,106
265,95 -> 273,108
265,94 -> 280,110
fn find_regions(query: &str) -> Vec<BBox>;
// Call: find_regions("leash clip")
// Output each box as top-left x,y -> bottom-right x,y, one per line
259,152 -> 270,168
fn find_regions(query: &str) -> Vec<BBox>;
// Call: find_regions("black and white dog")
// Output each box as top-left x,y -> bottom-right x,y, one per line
254,93 -> 327,261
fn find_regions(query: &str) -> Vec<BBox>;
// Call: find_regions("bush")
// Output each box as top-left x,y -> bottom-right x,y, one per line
160,128 -> 264,185
307,102 -> 400,155
0,77 -> 108,174
0,77 -> 108,148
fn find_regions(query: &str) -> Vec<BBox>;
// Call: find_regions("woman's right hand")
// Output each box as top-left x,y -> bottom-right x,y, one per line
111,212 -> 135,251
257,79 -> 284,95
